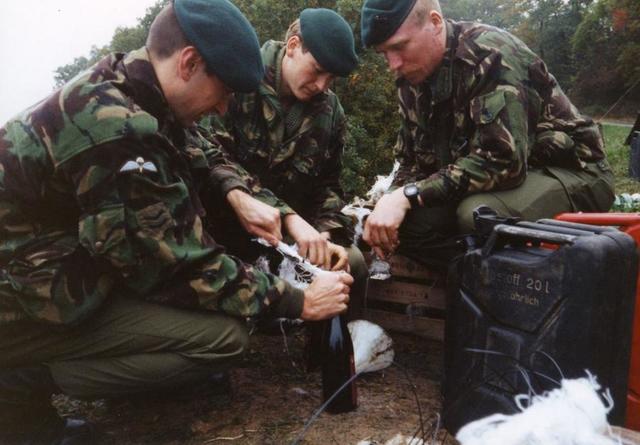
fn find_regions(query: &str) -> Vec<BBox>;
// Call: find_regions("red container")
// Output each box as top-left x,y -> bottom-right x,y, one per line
555,213 -> 640,431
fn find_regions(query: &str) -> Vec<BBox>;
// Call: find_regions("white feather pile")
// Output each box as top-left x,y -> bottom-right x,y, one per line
348,320 -> 395,374
254,255 -> 272,274
342,202 -> 371,246
256,241 -> 395,375
342,161 -> 400,247
366,161 -> 400,203
456,372 -> 621,445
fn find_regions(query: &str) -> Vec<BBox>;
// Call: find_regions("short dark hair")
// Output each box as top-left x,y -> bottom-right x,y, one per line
147,3 -> 217,76
285,18 -> 302,43
284,18 -> 309,53
146,3 -> 191,60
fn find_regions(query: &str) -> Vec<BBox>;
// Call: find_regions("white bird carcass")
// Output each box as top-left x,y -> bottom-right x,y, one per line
348,320 -> 394,374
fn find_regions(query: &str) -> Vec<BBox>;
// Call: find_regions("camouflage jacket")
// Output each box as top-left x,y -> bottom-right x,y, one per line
0,48 -> 304,326
206,40 -> 354,243
392,20 -> 608,206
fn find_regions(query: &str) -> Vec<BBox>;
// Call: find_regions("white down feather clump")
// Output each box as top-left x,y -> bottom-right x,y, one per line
456,372 -> 620,445
348,320 -> 394,374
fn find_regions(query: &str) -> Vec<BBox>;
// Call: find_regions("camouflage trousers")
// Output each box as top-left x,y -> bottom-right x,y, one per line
0,296 -> 248,399
397,161 -> 615,268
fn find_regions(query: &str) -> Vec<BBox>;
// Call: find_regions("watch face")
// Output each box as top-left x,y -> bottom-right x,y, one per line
404,184 -> 418,196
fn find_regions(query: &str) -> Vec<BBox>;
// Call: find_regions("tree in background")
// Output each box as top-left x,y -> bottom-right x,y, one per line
572,0 -> 640,112
442,0 -> 529,31
514,0 -> 592,91
612,0 -> 640,90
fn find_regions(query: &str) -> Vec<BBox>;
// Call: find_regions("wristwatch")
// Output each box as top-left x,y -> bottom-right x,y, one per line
403,183 -> 420,209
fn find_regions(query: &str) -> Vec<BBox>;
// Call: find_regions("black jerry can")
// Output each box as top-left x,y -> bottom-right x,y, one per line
443,219 -> 638,433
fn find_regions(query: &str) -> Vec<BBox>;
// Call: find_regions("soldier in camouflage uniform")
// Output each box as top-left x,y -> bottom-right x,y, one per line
204,9 -> 368,317
360,0 -> 615,266
0,1 -> 352,443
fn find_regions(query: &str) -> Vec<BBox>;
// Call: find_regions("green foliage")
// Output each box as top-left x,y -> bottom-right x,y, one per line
53,46 -> 110,87
336,53 -> 398,197
572,0 -> 640,108
611,0 -> 640,88
441,0 -> 530,30
602,124 -> 640,195
518,0 -> 588,90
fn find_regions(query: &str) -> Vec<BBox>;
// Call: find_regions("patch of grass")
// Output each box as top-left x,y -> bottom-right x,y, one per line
602,124 -> 640,195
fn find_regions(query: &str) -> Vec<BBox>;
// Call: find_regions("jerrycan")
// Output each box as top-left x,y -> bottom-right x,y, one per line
443,209 -> 638,433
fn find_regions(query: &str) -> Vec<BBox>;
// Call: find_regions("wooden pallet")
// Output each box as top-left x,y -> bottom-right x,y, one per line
364,254 -> 447,342
609,426 -> 640,443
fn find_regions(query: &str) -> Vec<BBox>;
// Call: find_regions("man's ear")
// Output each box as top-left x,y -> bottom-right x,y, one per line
176,46 -> 202,81
430,10 -> 444,29
285,35 -> 301,58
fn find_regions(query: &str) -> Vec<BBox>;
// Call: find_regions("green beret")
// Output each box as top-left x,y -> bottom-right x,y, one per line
300,8 -> 358,77
361,0 -> 417,47
174,0 -> 264,92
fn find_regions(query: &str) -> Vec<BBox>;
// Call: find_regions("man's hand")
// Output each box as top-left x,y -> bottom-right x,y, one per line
363,187 -> 411,259
284,214 -> 330,267
327,242 -> 349,271
226,189 -> 282,245
301,271 -> 354,321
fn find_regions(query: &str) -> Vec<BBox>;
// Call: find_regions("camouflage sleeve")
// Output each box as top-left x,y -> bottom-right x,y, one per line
66,136 -> 304,319
201,115 -> 297,218
417,85 -> 527,206
310,105 -> 354,243
391,87 -> 436,190
391,107 -> 422,189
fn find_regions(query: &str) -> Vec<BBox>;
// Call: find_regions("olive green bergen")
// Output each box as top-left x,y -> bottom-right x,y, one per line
0,48 -> 304,326
206,40 -> 354,243
393,21 -> 612,208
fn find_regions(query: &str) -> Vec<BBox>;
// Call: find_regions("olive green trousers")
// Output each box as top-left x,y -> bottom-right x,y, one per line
0,297 -> 248,399
397,162 -> 615,268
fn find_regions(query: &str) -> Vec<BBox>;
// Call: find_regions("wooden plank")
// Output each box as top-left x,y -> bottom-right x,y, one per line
365,253 -> 445,281
365,308 -> 445,342
609,426 -> 640,444
386,254 -> 445,281
367,279 -> 446,310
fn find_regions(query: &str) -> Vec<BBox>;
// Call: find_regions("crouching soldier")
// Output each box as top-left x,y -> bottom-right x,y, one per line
203,8 -> 368,318
360,0 -> 615,267
0,1 -> 353,443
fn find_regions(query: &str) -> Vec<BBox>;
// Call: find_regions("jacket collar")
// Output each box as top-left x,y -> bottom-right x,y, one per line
427,20 -> 457,105
120,47 -> 180,132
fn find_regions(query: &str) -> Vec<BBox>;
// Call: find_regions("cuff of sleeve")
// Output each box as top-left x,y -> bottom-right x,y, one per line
315,218 -> 344,234
277,204 -> 297,218
315,219 -> 354,246
271,282 -> 305,319
217,175 -> 251,196
417,176 -> 449,207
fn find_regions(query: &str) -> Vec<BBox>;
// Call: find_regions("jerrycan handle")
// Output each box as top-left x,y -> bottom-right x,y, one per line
482,224 -> 577,257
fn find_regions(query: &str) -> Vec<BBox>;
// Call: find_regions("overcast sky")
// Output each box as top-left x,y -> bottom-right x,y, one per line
0,0 -> 159,124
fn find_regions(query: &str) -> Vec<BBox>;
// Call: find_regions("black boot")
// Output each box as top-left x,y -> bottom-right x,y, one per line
0,366 -> 95,445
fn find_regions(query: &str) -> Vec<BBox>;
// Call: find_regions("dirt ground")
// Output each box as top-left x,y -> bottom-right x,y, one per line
54,328 -> 458,445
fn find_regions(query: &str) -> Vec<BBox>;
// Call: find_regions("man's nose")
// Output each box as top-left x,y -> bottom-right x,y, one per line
315,74 -> 333,93
214,96 -> 230,115
386,52 -> 403,71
